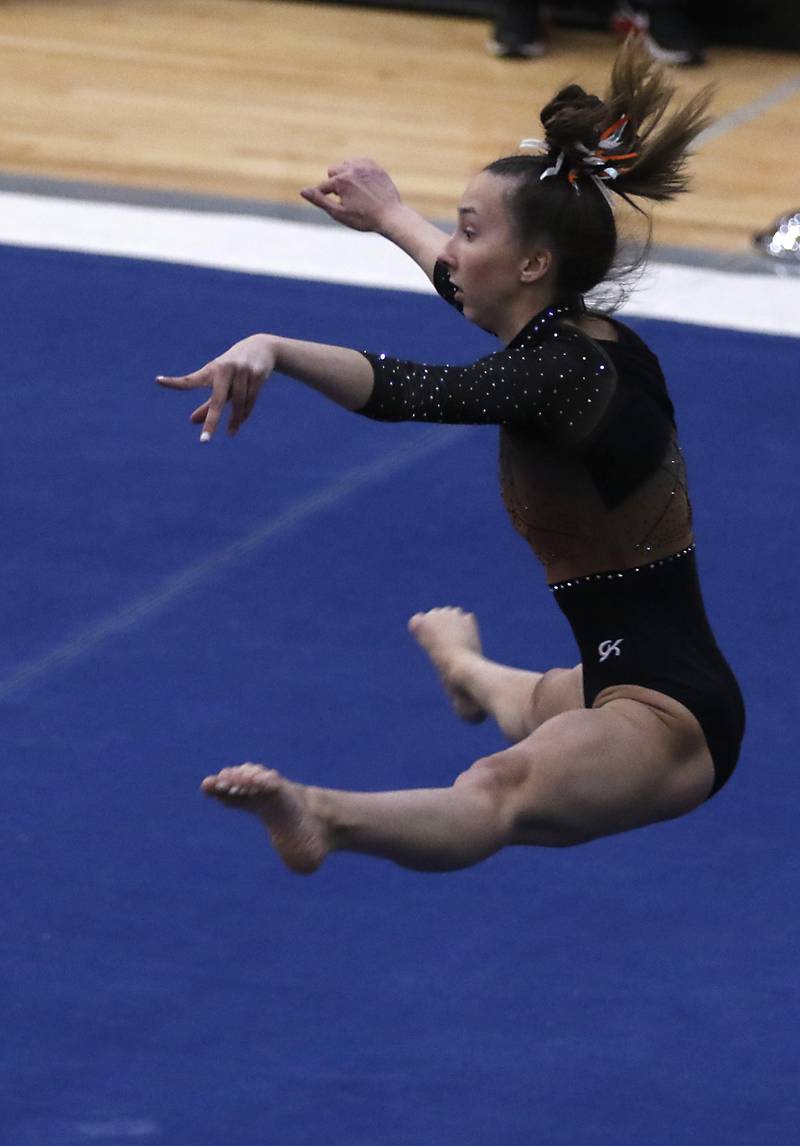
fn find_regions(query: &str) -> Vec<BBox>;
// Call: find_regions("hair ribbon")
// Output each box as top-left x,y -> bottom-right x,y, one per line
518,112 -> 637,198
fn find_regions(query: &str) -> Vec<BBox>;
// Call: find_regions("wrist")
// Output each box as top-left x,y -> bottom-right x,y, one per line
377,200 -> 418,242
262,333 -> 282,368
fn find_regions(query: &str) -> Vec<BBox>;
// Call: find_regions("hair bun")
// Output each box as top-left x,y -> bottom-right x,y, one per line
517,36 -> 713,203
540,84 -> 607,152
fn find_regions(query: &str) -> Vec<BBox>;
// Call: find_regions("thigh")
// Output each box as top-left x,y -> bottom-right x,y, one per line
457,689 -> 715,846
528,663 -> 585,729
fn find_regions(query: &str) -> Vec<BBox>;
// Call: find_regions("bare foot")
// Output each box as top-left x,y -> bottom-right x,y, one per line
201,763 -> 327,874
408,607 -> 487,724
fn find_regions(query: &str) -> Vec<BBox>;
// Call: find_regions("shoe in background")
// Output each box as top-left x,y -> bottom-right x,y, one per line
612,3 -> 706,65
488,1 -> 548,58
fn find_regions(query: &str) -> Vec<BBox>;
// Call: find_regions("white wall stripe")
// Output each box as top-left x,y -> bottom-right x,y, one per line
1,189 -> 798,337
0,190 -> 431,292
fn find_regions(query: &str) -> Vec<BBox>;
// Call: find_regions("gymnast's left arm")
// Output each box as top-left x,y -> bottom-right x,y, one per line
156,333 -> 375,441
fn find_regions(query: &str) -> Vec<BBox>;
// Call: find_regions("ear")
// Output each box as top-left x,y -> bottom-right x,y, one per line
519,248 -> 553,283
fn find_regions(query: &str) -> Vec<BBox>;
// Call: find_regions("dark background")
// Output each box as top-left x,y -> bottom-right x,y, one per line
319,1 -> 800,51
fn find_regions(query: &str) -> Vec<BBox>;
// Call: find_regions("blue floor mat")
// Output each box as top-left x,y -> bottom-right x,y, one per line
2,243 -> 798,1146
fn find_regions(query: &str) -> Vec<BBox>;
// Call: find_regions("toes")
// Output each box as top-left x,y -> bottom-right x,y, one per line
200,763 -> 281,797
202,776 -> 238,795
201,765 -> 251,794
408,607 -> 442,630
201,775 -> 233,795
408,605 -> 477,639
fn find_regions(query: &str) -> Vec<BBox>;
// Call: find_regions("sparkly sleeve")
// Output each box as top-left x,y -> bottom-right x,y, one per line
357,325 -> 617,444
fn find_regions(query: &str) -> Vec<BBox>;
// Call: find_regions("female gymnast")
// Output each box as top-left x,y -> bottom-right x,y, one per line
157,38 -> 744,874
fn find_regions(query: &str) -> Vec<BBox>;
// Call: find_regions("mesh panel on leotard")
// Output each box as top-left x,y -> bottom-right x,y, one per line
357,263 -> 692,580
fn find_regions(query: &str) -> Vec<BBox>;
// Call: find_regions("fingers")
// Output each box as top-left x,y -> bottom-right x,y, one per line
158,362 -> 234,441
227,371 -> 249,436
200,375 -> 232,441
299,186 -> 326,209
241,378 -> 260,427
155,366 -> 214,391
328,157 -> 378,178
300,176 -> 338,200
158,364 -> 218,441
228,375 -> 263,435
190,399 -> 211,425
158,343 -> 269,441
299,185 -> 345,221
190,391 -> 255,435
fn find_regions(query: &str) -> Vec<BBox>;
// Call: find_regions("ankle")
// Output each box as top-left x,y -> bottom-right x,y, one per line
445,645 -> 485,687
306,786 -> 347,852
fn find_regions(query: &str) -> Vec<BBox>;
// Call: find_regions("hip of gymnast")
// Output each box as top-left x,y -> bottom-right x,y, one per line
157,38 -> 744,875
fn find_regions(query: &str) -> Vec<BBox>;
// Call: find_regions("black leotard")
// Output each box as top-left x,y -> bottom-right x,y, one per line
356,262 -> 744,794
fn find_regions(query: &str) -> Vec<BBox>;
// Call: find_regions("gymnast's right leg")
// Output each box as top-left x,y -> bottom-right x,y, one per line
408,606 -> 584,743
200,686 -> 714,875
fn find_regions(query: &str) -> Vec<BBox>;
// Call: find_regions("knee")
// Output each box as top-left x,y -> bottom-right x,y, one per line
453,749 -> 595,848
453,753 -> 526,811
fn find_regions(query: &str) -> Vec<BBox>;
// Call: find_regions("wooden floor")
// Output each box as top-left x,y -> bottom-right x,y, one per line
0,0 -> 798,253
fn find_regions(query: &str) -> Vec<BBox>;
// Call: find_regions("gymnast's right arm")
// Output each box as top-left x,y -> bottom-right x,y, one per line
300,157 -> 448,284
157,317 -> 615,445
156,333 -> 376,440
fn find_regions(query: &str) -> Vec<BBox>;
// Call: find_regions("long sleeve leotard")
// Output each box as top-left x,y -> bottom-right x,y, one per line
356,261 -> 744,794
356,261 -> 692,585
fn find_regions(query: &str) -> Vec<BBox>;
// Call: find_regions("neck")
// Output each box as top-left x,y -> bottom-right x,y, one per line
500,286 -> 560,344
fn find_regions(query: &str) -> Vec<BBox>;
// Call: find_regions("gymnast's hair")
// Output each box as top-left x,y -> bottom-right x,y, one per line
485,36 -> 713,312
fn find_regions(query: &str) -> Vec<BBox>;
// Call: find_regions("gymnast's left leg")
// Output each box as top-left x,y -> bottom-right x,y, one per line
201,686 -> 716,874
408,606 -> 585,742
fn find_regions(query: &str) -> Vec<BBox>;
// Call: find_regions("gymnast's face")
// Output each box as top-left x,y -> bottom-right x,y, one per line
441,170 -> 550,340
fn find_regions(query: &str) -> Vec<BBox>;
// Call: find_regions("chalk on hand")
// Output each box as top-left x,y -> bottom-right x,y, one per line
200,431 -> 211,443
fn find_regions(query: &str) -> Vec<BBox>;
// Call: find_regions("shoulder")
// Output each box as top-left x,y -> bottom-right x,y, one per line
560,314 -> 619,343
556,315 -> 663,379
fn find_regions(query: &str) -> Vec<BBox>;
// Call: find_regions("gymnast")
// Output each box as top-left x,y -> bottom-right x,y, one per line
157,38 -> 744,874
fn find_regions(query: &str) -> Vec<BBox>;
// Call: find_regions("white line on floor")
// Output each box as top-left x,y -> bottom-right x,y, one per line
0,427 -> 469,700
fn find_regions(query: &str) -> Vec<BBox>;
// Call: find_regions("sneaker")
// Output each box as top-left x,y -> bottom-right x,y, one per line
612,4 -> 706,66
487,3 -> 547,59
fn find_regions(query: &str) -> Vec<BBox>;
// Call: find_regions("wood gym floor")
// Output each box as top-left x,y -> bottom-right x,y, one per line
0,0 -> 798,256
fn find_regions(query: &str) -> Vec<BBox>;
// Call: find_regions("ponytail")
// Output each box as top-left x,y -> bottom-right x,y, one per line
484,36 -> 713,309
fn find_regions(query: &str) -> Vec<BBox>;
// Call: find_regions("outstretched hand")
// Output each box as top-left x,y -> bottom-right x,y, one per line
156,334 -> 275,441
300,157 -> 402,233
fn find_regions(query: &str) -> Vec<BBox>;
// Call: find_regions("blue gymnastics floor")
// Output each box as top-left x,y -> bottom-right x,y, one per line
2,242 -> 799,1146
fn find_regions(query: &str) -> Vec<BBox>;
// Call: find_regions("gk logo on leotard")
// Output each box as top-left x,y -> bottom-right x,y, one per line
598,638 -> 623,662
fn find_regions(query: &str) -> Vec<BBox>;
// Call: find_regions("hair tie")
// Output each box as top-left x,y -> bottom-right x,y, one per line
518,113 -> 638,196
518,138 -> 569,185
583,114 -> 639,183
